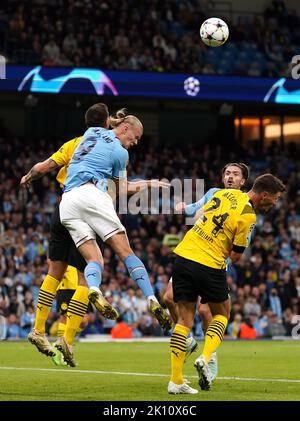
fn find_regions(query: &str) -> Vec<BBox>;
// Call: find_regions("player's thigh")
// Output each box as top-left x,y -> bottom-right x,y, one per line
197,264 -> 228,307
172,256 -> 199,303
163,279 -> 174,303
78,239 -> 103,263
60,191 -> 96,247
80,186 -> 126,242
177,301 -> 197,328
67,242 -> 88,273
198,302 -> 212,319
48,260 -> 68,281
67,235 -> 105,274
49,205 -> 73,263
208,298 -> 231,319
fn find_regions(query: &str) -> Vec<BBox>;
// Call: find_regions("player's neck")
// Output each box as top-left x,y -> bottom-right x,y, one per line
247,190 -> 258,210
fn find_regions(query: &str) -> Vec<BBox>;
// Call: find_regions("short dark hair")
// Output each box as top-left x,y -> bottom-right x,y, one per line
222,162 -> 250,180
252,174 -> 286,194
85,103 -> 109,127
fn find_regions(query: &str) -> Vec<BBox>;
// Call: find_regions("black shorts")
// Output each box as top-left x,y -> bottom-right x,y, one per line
172,255 -> 229,304
49,205 -> 87,272
56,289 -> 75,315
49,205 -> 103,273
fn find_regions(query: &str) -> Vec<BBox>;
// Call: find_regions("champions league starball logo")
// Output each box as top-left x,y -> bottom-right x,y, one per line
183,77 -> 200,97
18,66 -> 119,96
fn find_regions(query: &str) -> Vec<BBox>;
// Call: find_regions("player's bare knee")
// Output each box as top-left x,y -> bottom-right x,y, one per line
199,305 -> 212,322
163,290 -> 173,306
77,270 -> 88,286
178,317 -> 194,330
48,260 -> 67,280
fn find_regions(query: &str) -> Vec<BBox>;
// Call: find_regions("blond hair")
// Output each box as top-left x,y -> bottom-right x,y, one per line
109,108 -> 143,131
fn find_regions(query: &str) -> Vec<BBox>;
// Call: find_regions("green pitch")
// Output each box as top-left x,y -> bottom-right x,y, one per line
0,340 -> 299,401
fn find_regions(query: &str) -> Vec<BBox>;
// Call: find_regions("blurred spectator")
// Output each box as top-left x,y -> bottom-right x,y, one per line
227,313 -> 242,339
162,226 -> 181,250
244,296 -> 262,317
111,316 -> 133,339
7,314 -> 21,338
268,288 -> 283,319
239,317 -> 257,340
80,313 -> 104,336
20,304 -> 35,337
42,35 -> 60,66
265,313 -> 286,337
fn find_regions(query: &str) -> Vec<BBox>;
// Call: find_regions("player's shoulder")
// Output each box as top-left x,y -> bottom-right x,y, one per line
240,200 -> 256,216
217,188 -> 245,198
59,136 -> 82,151
73,136 -> 82,145
207,187 -> 220,196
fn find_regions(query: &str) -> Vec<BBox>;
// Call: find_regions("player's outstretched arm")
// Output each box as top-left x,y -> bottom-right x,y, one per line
126,179 -> 170,194
175,188 -> 219,217
20,158 -> 59,189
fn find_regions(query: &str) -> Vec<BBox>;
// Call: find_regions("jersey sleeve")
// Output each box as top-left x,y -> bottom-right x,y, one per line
50,138 -> 77,167
232,211 -> 256,253
185,188 -> 219,216
112,147 -> 129,179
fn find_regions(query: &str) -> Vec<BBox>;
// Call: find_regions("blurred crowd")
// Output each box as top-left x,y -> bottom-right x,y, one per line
0,0 -> 299,77
0,134 -> 300,340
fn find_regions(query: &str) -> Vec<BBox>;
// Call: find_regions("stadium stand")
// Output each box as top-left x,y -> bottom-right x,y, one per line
0,0 -> 299,77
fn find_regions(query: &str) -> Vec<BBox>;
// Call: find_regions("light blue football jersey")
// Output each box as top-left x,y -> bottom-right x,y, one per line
64,127 -> 129,193
185,187 -> 220,216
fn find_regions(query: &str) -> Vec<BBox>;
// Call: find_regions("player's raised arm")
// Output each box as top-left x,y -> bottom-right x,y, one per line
20,158 -> 59,189
127,179 -> 170,194
175,188 -> 219,216
20,138 -> 78,189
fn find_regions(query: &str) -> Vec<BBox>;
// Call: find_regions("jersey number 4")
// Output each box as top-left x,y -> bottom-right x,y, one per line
201,197 -> 229,237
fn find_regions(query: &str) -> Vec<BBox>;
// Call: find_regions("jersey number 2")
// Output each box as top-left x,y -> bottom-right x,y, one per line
201,197 -> 229,236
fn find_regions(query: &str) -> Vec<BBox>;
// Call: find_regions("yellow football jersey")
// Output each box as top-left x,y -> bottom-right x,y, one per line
50,136 -> 82,187
56,265 -> 78,291
51,138 -> 82,291
174,189 -> 256,269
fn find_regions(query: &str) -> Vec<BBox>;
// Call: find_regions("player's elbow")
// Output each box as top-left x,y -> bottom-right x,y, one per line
34,161 -> 51,176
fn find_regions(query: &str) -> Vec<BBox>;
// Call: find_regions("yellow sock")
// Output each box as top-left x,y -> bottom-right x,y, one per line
202,315 -> 228,363
76,327 -> 83,335
170,324 -> 190,384
57,322 -> 66,337
64,286 -> 89,346
34,275 -> 60,334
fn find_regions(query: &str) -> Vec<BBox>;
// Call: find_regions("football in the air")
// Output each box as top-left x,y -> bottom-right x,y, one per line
200,17 -> 229,47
